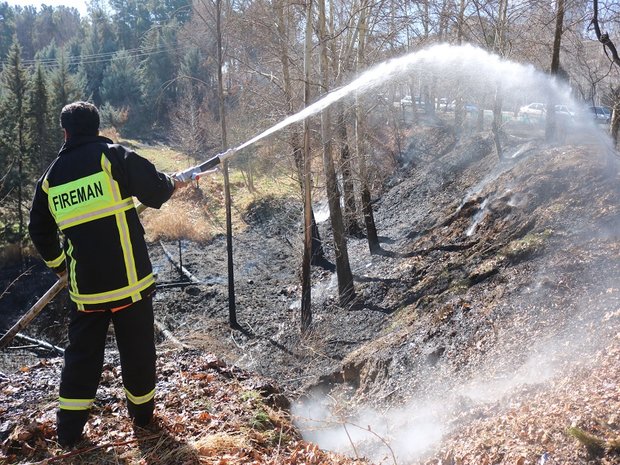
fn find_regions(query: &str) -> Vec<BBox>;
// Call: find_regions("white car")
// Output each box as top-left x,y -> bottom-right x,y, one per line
519,103 -> 546,117
400,95 -> 413,106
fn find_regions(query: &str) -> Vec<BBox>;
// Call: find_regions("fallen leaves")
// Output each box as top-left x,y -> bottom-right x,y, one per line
0,351 -> 365,465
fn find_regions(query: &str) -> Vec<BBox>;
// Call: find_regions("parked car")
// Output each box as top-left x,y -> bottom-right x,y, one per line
464,103 -> 478,113
519,102 -> 546,118
400,95 -> 424,108
554,105 -> 574,117
446,100 -> 478,113
589,106 -> 611,124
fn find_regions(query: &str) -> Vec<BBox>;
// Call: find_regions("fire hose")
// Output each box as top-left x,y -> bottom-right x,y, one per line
0,148 -> 238,350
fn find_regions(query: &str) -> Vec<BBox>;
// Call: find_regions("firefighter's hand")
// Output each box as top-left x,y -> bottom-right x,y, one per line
56,269 -> 67,280
172,176 -> 191,192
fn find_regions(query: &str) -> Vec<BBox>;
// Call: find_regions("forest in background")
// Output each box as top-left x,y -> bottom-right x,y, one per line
0,0 -> 619,274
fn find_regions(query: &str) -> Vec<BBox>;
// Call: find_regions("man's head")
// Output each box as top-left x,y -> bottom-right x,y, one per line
60,101 -> 100,139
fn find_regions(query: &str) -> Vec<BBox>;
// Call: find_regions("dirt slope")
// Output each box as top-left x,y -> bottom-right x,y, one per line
1,119 -> 619,464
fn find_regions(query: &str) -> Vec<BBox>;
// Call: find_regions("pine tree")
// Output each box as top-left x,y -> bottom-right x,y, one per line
100,50 -> 142,109
140,23 -> 179,131
81,8 -> 117,105
0,39 -> 30,263
27,62 -> 57,174
49,51 -> 83,118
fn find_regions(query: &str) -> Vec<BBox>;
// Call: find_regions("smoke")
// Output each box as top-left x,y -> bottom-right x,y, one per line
293,311 -> 615,464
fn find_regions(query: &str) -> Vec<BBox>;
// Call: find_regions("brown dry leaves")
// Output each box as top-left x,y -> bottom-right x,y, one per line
417,333 -> 620,465
0,352 -> 365,465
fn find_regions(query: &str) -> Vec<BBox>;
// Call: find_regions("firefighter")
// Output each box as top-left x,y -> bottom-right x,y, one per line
28,101 -> 188,447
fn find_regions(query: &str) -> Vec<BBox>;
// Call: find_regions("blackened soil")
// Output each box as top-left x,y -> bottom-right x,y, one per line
2,119 -> 620,417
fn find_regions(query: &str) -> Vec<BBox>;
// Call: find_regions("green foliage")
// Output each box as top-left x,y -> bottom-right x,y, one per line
81,7 -> 117,105
139,23 -> 180,131
27,62 -> 59,172
49,51 -> 84,117
250,409 -> 273,431
501,229 -> 553,262
100,50 -> 142,108
0,3 -> 16,60
0,40 -> 32,254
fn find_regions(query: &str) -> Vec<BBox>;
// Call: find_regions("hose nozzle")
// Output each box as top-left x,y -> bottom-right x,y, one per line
172,148 -> 238,182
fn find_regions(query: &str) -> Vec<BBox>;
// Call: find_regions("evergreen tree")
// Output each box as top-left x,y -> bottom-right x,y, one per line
100,50 -> 142,107
13,6 -> 36,60
109,0 -> 153,49
140,23 -> 179,130
49,51 -> 84,118
27,62 -> 57,173
81,7 -> 117,105
0,39 -> 30,262
0,3 -> 16,60
100,50 -> 143,135
34,39 -> 59,63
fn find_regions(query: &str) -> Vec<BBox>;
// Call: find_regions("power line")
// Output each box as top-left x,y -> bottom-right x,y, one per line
0,43 -> 191,68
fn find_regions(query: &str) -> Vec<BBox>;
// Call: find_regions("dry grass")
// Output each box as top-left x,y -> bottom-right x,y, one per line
129,141 -> 299,242
192,432 -> 248,455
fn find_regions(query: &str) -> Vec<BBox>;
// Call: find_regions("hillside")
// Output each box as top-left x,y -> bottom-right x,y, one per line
1,117 -> 620,464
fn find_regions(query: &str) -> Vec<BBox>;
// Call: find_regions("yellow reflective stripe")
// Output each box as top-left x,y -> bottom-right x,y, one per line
42,177 -> 49,194
59,396 -> 94,411
101,155 -> 121,202
125,387 -> 155,405
45,251 -> 66,268
69,273 -> 155,305
116,211 -> 138,289
57,198 -> 135,230
102,153 -> 138,296
67,239 -> 78,297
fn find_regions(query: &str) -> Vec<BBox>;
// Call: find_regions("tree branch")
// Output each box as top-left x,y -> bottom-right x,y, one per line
591,0 -> 620,67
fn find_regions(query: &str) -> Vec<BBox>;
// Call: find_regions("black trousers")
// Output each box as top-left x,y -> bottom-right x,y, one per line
57,296 -> 156,440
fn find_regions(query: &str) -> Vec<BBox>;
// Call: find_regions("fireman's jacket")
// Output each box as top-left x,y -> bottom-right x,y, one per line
29,135 -> 175,311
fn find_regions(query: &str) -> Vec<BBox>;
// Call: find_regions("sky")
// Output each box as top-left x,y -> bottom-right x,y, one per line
6,0 -> 89,17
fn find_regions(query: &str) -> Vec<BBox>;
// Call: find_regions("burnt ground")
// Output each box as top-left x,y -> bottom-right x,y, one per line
1,115 -> 620,464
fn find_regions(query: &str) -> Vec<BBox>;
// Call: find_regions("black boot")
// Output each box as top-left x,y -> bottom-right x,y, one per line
57,409 -> 89,448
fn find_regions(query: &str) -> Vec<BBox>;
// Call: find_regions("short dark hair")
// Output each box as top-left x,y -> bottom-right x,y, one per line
60,101 -> 100,137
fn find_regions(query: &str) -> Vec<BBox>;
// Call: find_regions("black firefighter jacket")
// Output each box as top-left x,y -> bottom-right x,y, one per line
29,135 -> 175,311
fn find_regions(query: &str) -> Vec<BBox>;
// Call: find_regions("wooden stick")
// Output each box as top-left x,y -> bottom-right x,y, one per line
14,332 -> 64,354
159,240 -> 201,283
153,319 -> 191,349
0,276 -> 67,350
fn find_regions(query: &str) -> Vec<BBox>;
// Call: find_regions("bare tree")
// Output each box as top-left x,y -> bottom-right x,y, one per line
274,0 -> 327,267
319,0 -> 355,305
545,0 -> 566,142
592,0 -> 620,145
301,0 -> 314,332
355,0 -> 380,255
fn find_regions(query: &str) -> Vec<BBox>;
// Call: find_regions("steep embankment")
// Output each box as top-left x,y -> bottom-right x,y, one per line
295,125 -> 620,464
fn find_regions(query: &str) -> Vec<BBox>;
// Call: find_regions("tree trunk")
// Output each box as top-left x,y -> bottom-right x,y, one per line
492,85 -> 504,159
591,0 -> 620,146
545,0 -> 565,143
275,0 -> 326,267
336,105 -> 362,237
301,0 -> 313,332
318,0 -> 354,305
492,0 -> 508,159
355,0 -> 380,255
216,0 -> 238,328
611,93 -> 620,148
